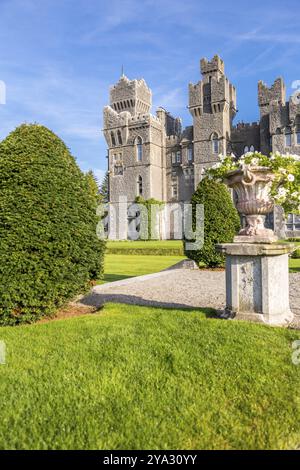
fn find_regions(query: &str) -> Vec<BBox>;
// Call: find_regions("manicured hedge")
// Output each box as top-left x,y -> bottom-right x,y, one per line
185,178 -> 240,267
0,124 -> 105,325
107,247 -> 184,256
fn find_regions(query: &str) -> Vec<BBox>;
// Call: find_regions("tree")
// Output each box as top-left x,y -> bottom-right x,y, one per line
134,196 -> 164,240
184,178 -> 240,267
86,170 -> 102,204
0,124 -> 105,325
99,171 -> 109,203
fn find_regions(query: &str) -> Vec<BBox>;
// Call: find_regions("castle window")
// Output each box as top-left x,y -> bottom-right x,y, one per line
171,152 -> 176,164
243,146 -> 249,153
250,145 -> 255,152
296,116 -> 300,145
286,213 -> 300,231
117,130 -> 123,145
211,133 -> 219,154
111,132 -> 116,147
137,176 -> 143,196
176,150 -> 181,163
184,168 -> 194,185
188,146 -> 193,162
114,165 -> 123,176
136,136 -> 143,161
285,127 -> 292,147
172,184 -> 178,198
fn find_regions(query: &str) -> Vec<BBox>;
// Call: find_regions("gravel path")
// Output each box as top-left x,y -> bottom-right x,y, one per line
79,269 -> 300,318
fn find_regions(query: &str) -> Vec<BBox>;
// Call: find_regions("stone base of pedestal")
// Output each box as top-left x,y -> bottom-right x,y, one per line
217,243 -> 295,326
234,234 -> 278,244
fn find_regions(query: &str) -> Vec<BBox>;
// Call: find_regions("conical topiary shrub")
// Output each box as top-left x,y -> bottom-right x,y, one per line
0,124 -> 105,325
184,178 -> 240,267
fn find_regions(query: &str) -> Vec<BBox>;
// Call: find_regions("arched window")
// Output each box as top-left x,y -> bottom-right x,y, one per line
285,127 -> 292,147
136,136 -> 143,161
188,145 -> 193,162
117,130 -> 122,145
137,176 -> 143,196
243,145 -> 249,153
250,145 -> 255,152
296,116 -> 300,145
111,132 -> 116,147
211,133 -> 219,154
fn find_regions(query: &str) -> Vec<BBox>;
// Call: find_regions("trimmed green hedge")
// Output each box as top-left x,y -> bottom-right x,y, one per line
0,124 -> 105,325
185,178 -> 240,267
107,247 -> 184,256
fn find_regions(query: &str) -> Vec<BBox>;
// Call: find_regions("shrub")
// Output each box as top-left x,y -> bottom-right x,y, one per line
134,196 -> 164,240
0,124 -> 105,325
184,178 -> 240,267
291,248 -> 300,259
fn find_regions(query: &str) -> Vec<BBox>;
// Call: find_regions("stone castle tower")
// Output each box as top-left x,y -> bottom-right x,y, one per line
103,55 -> 300,239
188,55 -> 237,184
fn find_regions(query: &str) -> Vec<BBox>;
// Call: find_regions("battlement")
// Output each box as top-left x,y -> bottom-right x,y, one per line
232,121 -> 259,130
166,135 -> 179,142
109,74 -> 152,116
258,78 -> 286,108
200,55 -> 224,76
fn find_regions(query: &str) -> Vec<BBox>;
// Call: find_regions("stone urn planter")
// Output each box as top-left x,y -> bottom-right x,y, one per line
224,166 -> 277,243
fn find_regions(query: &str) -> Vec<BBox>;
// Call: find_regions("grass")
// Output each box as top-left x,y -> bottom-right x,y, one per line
107,240 -> 183,250
100,254 -> 186,283
289,258 -> 300,272
0,303 -> 299,450
102,241 -> 299,283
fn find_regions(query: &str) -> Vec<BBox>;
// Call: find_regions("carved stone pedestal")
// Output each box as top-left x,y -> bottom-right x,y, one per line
217,243 -> 295,326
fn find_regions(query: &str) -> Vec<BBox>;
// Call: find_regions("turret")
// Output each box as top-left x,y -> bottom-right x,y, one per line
258,78 -> 286,116
188,55 -> 237,186
109,74 -> 152,117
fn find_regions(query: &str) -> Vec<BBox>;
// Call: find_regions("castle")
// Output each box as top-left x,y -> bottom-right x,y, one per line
103,55 -> 300,239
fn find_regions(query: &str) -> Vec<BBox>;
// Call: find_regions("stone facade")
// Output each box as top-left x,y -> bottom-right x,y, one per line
103,55 -> 300,239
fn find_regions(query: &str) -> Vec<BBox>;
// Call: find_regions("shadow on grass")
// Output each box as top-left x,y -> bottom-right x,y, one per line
98,274 -> 133,284
79,292 -> 218,319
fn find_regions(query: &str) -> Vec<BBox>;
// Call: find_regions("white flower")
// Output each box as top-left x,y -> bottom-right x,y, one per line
211,162 -> 221,169
278,187 -> 287,198
287,174 -> 295,182
251,157 -> 259,165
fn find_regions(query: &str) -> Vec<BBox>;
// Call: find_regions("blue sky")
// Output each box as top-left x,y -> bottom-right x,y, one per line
0,0 -> 300,183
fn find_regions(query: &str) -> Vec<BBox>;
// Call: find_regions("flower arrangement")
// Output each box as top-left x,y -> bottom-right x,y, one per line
205,151 -> 300,214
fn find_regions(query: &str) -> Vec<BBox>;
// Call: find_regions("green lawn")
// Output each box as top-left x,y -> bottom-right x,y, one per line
0,303 -> 299,450
289,258 -> 300,272
101,254 -> 186,283
107,240 -> 183,250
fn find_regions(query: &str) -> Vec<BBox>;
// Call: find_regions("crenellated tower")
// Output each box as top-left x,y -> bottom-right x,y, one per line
188,55 -> 237,186
258,78 -> 286,154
